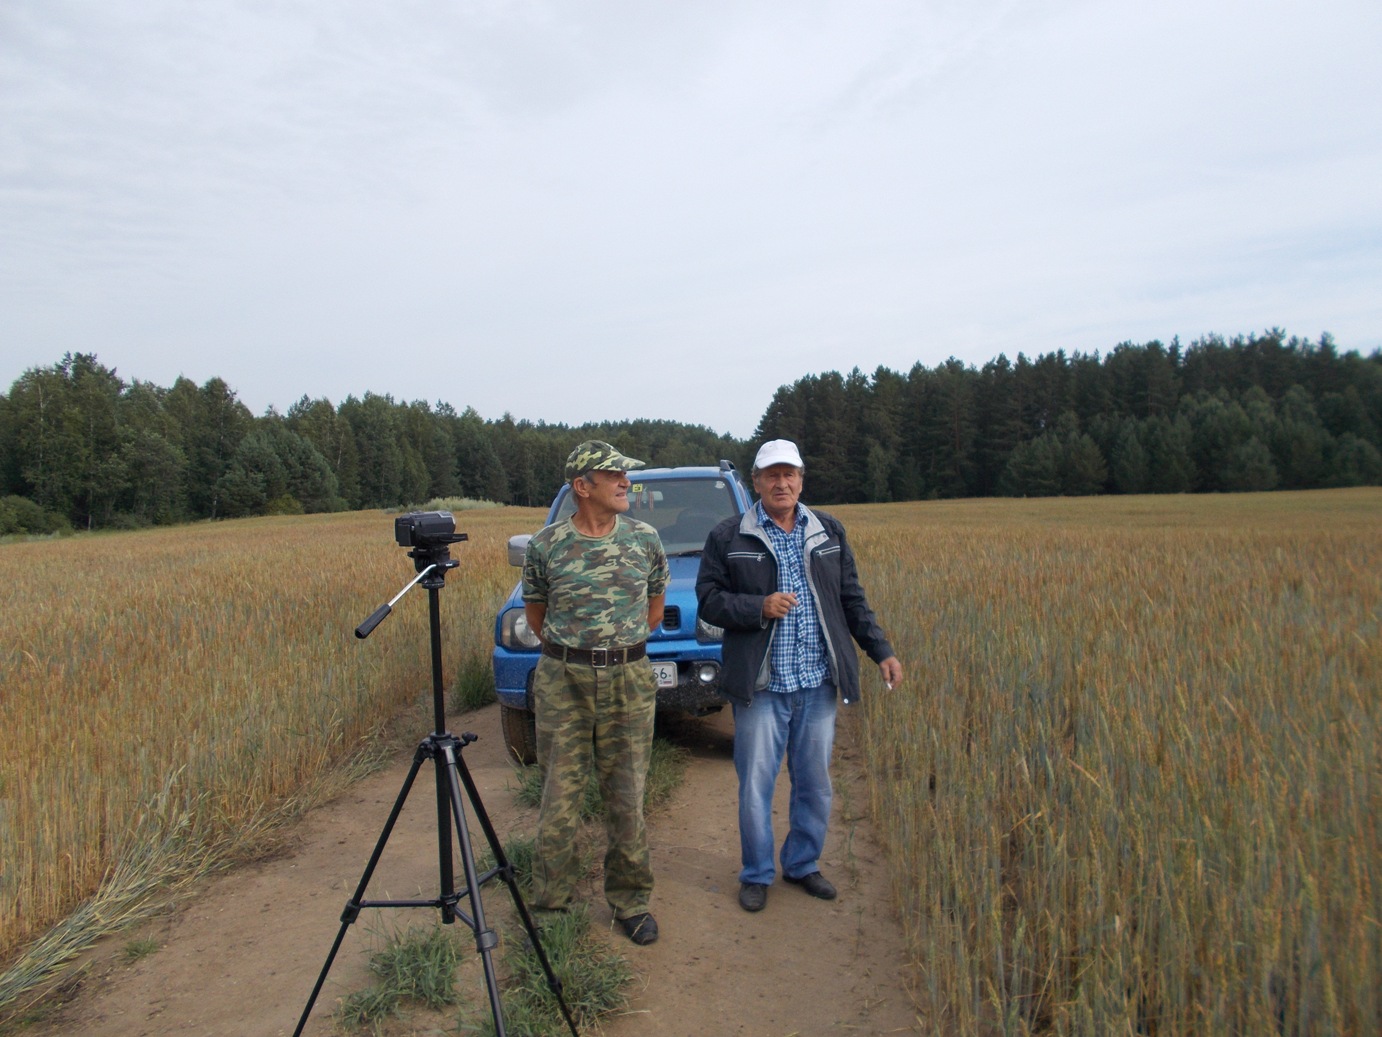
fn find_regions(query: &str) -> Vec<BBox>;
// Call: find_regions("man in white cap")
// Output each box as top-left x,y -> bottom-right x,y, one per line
695,439 -> 903,912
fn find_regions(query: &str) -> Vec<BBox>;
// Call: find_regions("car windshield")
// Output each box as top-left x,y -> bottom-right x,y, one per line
554,475 -> 739,555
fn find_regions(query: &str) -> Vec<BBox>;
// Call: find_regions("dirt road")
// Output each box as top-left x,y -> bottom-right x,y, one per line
22,703 -> 921,1036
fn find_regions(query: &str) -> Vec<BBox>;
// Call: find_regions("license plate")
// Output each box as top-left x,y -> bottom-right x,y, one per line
650,661 -> 677,688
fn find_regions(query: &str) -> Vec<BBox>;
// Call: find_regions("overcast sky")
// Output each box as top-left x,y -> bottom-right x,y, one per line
3,1 -> 1379,439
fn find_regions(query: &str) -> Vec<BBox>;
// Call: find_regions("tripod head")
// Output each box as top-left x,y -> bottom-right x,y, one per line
409,547 -> 460,587
356,511 -> 469,637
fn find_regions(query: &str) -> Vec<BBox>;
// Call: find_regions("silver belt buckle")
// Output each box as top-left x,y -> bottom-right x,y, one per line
590,648 -> 609,667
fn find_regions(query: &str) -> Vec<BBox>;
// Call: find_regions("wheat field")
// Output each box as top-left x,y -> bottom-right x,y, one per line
0,507 -> 543,981
842,489 -> 1380,1035
1,491 -> 1378,1034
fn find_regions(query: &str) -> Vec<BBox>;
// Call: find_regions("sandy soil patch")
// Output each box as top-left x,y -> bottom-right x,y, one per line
20,703 -> 920,1036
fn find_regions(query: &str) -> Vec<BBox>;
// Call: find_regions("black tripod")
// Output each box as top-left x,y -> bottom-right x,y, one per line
293,531 -> 577,1037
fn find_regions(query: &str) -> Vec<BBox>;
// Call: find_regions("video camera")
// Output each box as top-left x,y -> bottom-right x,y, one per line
394,510 -> 468,580
395,510 -> 468,549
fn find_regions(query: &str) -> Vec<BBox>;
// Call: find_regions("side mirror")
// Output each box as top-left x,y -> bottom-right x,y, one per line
507,534 -> 532,567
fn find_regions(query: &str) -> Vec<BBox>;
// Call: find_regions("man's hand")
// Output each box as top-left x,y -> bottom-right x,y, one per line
525,602 -> 547,644
879,656 -> 903,689
761,591 -> 798,620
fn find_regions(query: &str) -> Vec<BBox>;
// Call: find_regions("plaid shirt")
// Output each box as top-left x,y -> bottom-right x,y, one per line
757,501 -> 829,693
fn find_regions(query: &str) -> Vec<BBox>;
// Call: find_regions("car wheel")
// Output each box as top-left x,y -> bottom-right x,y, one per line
500,703 -> 538,765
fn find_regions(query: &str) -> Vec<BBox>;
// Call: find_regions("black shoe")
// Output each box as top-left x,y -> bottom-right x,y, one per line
738,883 -> 768,912
784,871 -> 837,900
617,912 -> 659,945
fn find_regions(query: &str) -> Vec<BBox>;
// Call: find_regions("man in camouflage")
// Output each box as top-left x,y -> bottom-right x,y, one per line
521,440 -> 669,945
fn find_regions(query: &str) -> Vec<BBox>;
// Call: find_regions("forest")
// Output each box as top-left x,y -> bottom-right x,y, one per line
1,329 -> 1379,534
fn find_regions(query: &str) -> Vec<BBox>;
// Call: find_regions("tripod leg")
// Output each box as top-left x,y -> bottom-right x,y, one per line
439,739 -> 508,1034
449,740 -> 581,1037
292,744 -> 429,1037
453,743 -> 553,939
426,586 -> 458,924
434,749 -> 456,924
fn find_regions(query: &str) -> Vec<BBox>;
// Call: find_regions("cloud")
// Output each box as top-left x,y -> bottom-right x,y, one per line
2,0 -> 1379,438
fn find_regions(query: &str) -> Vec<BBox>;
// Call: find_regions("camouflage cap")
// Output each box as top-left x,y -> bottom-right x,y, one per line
564,440 -> 647,481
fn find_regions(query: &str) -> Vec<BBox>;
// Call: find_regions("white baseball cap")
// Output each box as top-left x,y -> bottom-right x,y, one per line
753,439 -> 804,470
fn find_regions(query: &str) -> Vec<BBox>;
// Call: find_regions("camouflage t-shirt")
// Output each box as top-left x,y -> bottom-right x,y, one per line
521,515 -> 670,649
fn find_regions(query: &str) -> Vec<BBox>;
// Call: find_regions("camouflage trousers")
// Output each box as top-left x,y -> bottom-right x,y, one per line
530,654 -> 657,920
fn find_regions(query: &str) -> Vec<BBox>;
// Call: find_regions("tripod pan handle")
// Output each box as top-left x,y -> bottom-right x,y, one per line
355,603 -> 391,639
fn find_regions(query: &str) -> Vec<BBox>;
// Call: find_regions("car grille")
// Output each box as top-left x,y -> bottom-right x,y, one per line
662,606 -> 681,631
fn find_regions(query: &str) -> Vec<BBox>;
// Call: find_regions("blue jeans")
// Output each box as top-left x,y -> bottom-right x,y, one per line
732,683 -> 838,886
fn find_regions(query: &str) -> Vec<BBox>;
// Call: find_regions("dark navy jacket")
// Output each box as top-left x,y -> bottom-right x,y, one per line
695,504 -> 895,707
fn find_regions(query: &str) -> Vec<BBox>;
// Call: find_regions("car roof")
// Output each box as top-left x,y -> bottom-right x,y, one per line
628,466 -> 731,479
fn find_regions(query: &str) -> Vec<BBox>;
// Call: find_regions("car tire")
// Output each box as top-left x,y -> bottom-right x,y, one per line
500,703 -> 538,766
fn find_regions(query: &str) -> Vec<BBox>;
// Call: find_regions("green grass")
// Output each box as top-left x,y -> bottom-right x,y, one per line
119,938 -> 159,965
407,496 -> 505,513
473,905 -> 632,1037
476,835 -> 541,893
452,655 -> 499,713
337,923 -> 468,1031
336,846 -> 638,1035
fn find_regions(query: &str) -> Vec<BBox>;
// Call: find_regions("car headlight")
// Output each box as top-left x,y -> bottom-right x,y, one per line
695,617 -> 723,642
500,607 -> 542,649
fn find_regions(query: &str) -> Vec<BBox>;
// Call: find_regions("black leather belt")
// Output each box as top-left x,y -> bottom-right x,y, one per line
542,642 -> 647,667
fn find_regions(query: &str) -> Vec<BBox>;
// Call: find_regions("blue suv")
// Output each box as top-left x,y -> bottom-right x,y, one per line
492,460 -> 752,763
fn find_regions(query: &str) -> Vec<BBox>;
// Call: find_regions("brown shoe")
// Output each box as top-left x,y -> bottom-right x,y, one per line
783,871 -> 837,900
